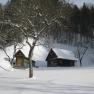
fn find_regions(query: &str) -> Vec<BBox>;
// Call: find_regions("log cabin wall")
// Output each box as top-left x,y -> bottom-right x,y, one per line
16,56 -> 24,67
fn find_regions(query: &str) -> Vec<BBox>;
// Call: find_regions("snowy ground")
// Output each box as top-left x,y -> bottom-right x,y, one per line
0,40 -> 94,94
0,67 -> 94,94
0,39 -> 94,69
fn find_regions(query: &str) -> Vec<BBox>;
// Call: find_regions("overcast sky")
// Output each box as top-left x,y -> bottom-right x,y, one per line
70,0 -> 94,7
0,0 -> 94,7
0,0 -> 8,5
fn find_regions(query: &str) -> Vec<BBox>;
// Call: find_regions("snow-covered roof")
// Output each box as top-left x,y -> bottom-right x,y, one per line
52,48 -> 78,61
16,44 -> 47,61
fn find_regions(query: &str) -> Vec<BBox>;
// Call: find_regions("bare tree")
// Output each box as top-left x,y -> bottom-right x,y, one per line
0,0 -> 69,78
75,42 -> 89,66
0,43 -> 17,65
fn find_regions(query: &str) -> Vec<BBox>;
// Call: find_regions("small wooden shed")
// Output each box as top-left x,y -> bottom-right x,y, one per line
46,48 -> 78,67
15,50 -> 36,68
15,50 -> 27,67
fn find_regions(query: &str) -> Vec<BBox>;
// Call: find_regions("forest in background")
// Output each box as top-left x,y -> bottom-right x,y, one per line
0,0 -> 94,48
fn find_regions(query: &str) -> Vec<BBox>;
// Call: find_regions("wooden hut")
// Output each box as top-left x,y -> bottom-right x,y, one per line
46,48 -> 78,67
15,50 -> 26,67
15,50 -> 36,68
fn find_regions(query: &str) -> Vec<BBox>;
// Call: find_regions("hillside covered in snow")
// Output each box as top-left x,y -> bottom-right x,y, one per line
0,38 -> 94,71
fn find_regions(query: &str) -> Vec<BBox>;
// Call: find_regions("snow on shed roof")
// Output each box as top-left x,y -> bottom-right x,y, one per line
16,44 -> 47,61
52,48 -> 78,61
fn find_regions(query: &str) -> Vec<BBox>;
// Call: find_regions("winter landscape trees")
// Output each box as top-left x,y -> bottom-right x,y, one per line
0,0 -> 94,77
0,0 -> 69,77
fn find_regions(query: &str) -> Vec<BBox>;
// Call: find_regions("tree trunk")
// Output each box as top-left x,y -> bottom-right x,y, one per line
28,47 -> 34,78
28,57 -> 33,78
27,40 -> 36,78
79,59 -> 82,66
77,48 -> 82,67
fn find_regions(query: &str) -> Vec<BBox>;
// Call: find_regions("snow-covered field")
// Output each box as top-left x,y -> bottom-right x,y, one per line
0,67 -> 94,94
0,40 -> 94,94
